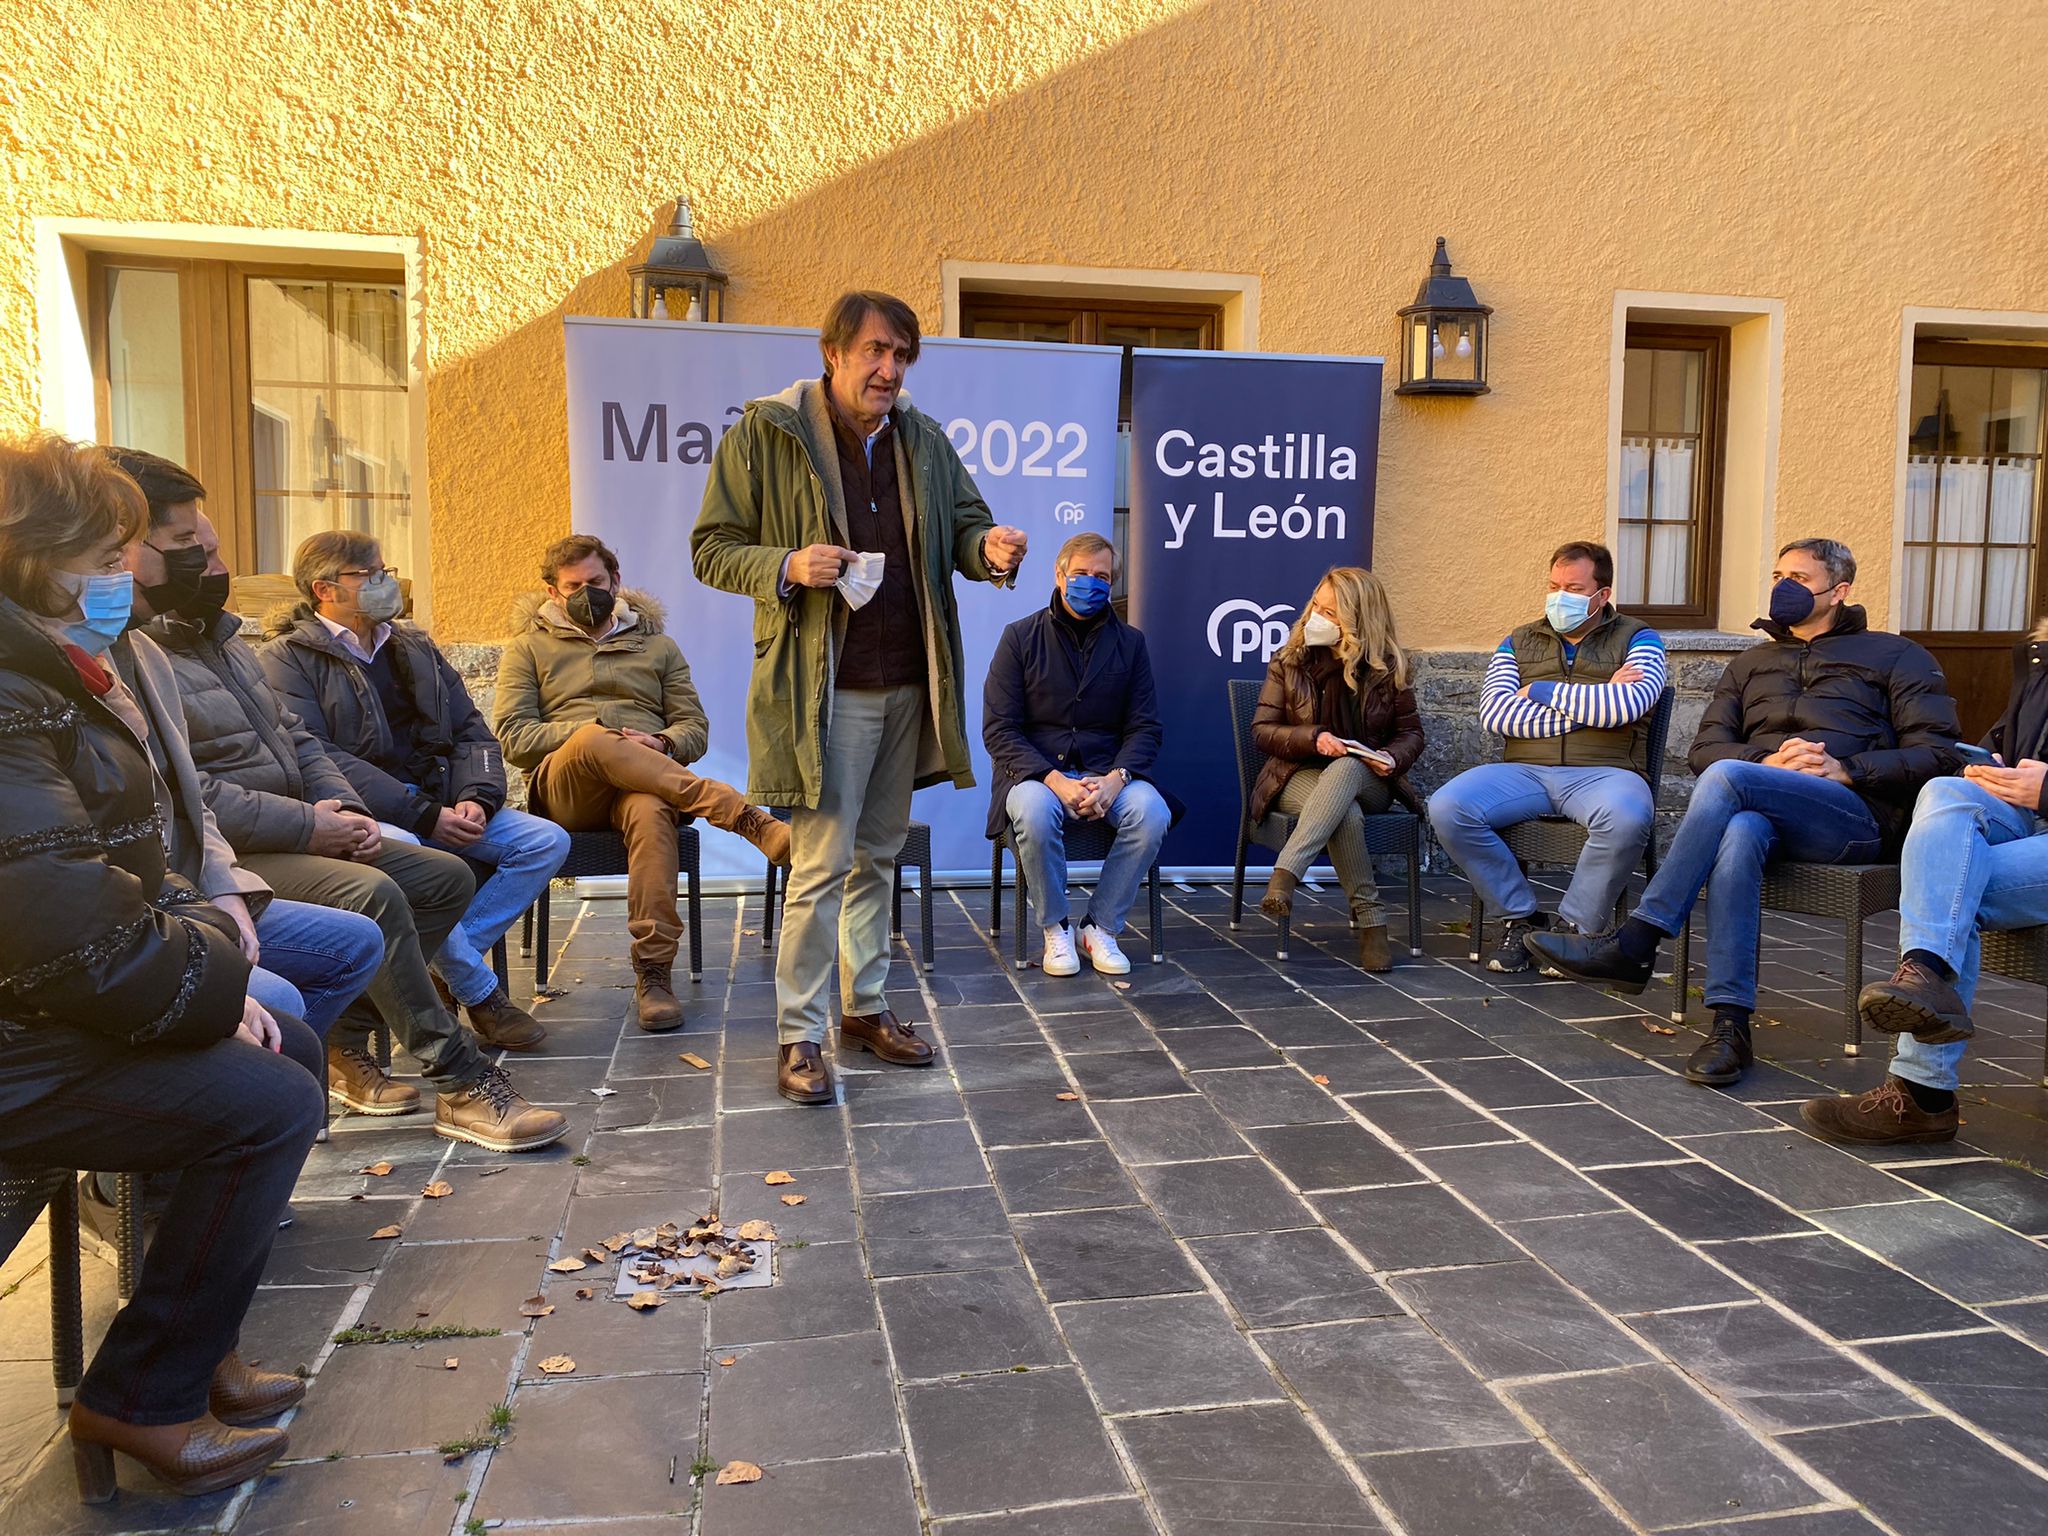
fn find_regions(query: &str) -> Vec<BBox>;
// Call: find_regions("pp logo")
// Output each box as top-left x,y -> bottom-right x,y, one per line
1053,501 -> 1087,525
1207,599 -> 1296,663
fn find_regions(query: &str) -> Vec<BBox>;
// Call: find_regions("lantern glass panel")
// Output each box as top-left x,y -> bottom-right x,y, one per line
1433,315 -> 1480,383
1407,314 -> 1432,383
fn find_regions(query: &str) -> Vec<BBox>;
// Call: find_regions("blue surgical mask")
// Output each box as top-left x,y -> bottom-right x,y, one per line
54,570 -> 135,656
1768,577 -> 1820,628
1545,589 -> 1594,633
1063,573 -> 1110,618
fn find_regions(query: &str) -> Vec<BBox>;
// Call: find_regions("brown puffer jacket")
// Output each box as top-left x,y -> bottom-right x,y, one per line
1249,648 -> 1426,824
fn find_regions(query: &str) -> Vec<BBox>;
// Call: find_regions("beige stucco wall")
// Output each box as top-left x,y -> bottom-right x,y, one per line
4,0 -> 2045,644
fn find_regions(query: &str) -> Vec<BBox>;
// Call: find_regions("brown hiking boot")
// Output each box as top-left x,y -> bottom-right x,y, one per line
735,807 -> 792,867
327,1045 -> 421,1115
634,960 -> 685,1032
461,985 -> 547,1051
777,1042 -> 835,1105
840,1008 -> 934,1067
1355,923 -> 1392,973
434,1067 -> 567,1152
1859,958 -> 1975,1044
1801,1076 -> 1958,1145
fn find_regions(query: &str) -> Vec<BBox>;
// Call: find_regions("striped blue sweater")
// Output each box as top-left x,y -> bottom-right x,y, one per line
1479,630 -> 1667,739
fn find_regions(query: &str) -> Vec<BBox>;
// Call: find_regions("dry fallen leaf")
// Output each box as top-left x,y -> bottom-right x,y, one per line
736,1220 -> 777,1242
715,1461 -> 763,1485
626,1292 -> 666,1312
678,1052 -> 712,1070
371,1224 -> 402,1240
763,1171 -> 796,1186
583,1246 -> 611,1264
535,1355 -> 577,1375
717,1356 -> 738,1367
548,1256 -> 588,1273
717,1253 -> 751,1278
1311,1075 -> 1331,1086
443,1357 -> 459,1370
359,1161 -> 394,1177
575,1287 -> 596,1300
1641,1021 -> 1678,1036
780,1194 -> 806,1206
1113,981 -> 1132,990
519,1294 -> 554,1318
601,1232 -> 630,1252
1055,1091 -> 1079,1102
700,1280 -> 723,1298
422,1181 -> 454,1199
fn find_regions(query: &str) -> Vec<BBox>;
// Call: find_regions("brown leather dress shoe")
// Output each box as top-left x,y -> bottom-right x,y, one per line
778,1041 -> 835,1105
840,1009 -> 934,1067
209,1351 -> 306,1426
68,1402 -> 286,1502
1800,1076 -> 1958,1145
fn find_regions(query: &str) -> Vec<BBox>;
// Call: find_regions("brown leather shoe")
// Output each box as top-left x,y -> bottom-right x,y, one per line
68,1401 -> 285,1502
735,807 -> 793,867
435,1067 -> 568,1152
778,1041 -> 835,1105
1800,1076 -> 1958,1145
1259,868 -> 1298,921
839,1009 -> 934,1067
461,986 -> 547,1051
1355,923 -> 1393,973
634,960 -> 684,1032
209,1351 -> 306,1426
327,1045 -> 421,1115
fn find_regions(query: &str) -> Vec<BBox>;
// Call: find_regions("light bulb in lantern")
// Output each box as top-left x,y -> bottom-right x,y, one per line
1454,328 -> 1473,359
650,292 -> 669,321
685,293 -> 702,323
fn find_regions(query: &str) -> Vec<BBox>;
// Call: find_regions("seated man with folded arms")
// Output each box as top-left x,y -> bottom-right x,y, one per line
1802,624 -> 2048,1145
493,534 -> 790,1031
1429,540 -> 1665,973
983,532 -> 1174,976
118,450 -> 565,1153
1530,539 -> 1960,1089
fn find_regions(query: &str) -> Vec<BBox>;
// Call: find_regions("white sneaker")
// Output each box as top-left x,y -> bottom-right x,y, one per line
1041,924 -> 1081,976
1079,923 -> 1132,975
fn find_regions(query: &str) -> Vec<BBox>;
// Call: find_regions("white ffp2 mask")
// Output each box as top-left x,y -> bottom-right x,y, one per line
836,551 -> 886,611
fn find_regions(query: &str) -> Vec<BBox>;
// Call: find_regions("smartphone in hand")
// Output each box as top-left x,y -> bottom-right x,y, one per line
1953,742 -> 2001,769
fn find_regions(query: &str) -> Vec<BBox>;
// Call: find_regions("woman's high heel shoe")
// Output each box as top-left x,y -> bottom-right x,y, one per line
1260,868 -> 1299,920
209,1350 -> 306,1425
67,1402 -> 286,1503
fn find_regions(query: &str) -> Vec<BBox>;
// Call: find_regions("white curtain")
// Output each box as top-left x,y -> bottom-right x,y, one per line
1617,440 -> 1652,603
1936,457 -> 1990,543
1648,439 -> 1694,605
1903,456 -> 1938,542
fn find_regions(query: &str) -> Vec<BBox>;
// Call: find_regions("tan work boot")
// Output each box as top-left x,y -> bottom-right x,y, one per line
327,1045 -> 422,1115
1355,924 -> 1393,973
634,960 -> 685,1032
460,985 -> 547,1051
434,1067 -> 567,1152
734,807 -> 792,867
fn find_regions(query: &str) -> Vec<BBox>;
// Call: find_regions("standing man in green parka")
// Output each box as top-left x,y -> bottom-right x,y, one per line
692,291 -> 1028,1105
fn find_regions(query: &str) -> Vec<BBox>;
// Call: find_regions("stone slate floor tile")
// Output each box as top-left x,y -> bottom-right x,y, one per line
1863,1329 -> 2048,1465
699,1451 -> 922,1534
399,1159 -> 579,1244
356,1238 -> 552,1333
290,1335 -> 523,1458
1064,1049 -> 1194,1101
1363,1439 -> 1632,1536
876,1265 -> 1070,1379
478,1374 -> 702,1522
562,1190 -> 711,1256
1674,1514 -> 1886,1536
236,1284 -> 355,1379
593,1071 -> 717,1129
990,1140 -> 1139,1214
1350,1089 -> 1509,1150
257,1196 -> 406,1285
902,1368 -> 1127,1518
946,1043 -> 1070,1094
523,1292 -> 705,1381
843,1064 -> 969,1126
1897,1159 -> 2048,1235
1039,1011 -> 1161,1054
1130,1156 -> 1313,1237
851,1119 -> 989,1194
962,1086 -> 1097,1147
932,1002 -> 1043,1046
720,1164 -> 855,1245
1589,1160 -> 1817,1241
1497,1101 -> 1689,1167
1191,1065 -> 1348,1127
1116,1402 -> 1383,1534
709,1331 -> 900,1463
1091,1095 -> 1250,1164
1782,1416 -> 2048,1536
932,1498 -> 1158,1536
1421,1141 -> 1620,1221
1013,1206 -> 1199,1302
1235,1004 -> 1377,1047
708,1240 -> 878,1346
870,1235 -> 1024,1278
233,1454 -> 472,1536
1365,1014 -> 1498,1061
1158,1024 -> 1284,1070
1389,1260 -> 1648,1379
1188,1228 -> 1399,1328
1680,1128 -> 1930,1211
1504,1208 -> 1754,1315
1058,1293 -> 1280,1412
1130,992 -> 1239,1031
1246,1121 -> 1415,1190
0,1436 -> 240,1535
1503,1032 -> 1663,1080
1425,1053 -> 1588,1109
1256,1317 -> 1526,1455
1983,1298 -> 2048,1349
1705,1232 -> 1983,1342
719,1101 -> 851,1171
1312,1182 -> 1516,1276
860,1185 -> 1009,1244
575,1125 -> 716,1195
1510,1364 -> 1820,1527
1583,1074 -> 1784,1136
1283,1041 -> 1428,1094
1815,1199 -> 2048,1304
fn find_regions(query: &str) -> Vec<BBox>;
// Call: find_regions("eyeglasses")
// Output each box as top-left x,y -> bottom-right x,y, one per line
337,566 -> 400,581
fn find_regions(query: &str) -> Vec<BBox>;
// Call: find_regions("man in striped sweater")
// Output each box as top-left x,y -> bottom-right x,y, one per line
1429,541 -> 1667,973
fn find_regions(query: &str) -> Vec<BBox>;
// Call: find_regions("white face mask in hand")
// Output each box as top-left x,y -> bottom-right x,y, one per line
836,551 -> 886,611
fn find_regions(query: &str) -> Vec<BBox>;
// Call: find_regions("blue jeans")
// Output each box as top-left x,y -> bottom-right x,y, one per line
427,807 -> 570,1006
251,897 -> 385,1038
1890,777 -> 2048,1092
1633,759 -> 1886,1011
1007,778 -> 1172,934
1429,763 -> 1655,933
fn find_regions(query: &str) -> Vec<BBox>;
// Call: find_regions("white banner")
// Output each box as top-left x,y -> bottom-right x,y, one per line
563,318 -> 1124,879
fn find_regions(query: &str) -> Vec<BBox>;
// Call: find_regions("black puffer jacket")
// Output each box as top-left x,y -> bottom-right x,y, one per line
1690,605 -> 1961,844
0,595 -> 250,1071
1982,635 -> 2048,815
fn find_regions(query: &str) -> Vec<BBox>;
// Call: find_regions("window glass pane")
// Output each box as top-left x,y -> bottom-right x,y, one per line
1648,525 -> 1690,606
248,385 -> 330,497
1931,546 -> 1984,630
247,279 -> 330,383
1904,456 -> 1938,541
1939,367 -> 1993,456
1103,322 -> 1205,350
336,389 -> 411,501
1649,348 -> 1701,435
1990,368 -> 2044,456
1908,365 -> 1942,454
1615,523 -> 1647,606
1619,440 -> 1651,523
1900,547 -> 1931,630
104,268 -> 187,461
334,284 -> 405,387
965,317 -> 1072,344
1621,349 -> 1651,435
1989,459 -> 2035,544
1985,548 -> 2029,631
1650,440 -> 1695,522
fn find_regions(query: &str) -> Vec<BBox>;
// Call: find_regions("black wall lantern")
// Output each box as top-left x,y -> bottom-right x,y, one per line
1395,237 -> 1490,396
629,196 -> 728,321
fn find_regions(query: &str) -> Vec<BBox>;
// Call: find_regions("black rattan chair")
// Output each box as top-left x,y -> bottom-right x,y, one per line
760,816 -> 936,972
527,823 -> 701,990
0,1167 -> 85,1407
989,817 -> 1168,970
1967,926 -> 2048,1086
1225,677 -> 1425,962
1465,686 -> 1678,961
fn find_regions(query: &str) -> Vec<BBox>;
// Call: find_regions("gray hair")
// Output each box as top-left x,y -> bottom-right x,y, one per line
292,529 -> 383,602
1779,537 -> 1856,587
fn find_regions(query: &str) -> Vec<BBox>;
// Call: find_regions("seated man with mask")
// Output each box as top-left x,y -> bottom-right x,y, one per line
1529,539 -> 1961,1088
983,531 -> 1174,976
493,534 -> 790,1031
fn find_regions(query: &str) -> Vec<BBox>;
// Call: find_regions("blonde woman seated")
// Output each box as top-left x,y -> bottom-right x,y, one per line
1250,567 -> 1425,971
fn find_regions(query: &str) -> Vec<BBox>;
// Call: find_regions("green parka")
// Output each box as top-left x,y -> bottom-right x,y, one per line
690,377 -> 1001,808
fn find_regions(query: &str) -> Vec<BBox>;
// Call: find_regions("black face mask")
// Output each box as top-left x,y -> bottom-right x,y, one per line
140,542 -> 210,614
565,585 -> 617,630
175,570 -> 233,628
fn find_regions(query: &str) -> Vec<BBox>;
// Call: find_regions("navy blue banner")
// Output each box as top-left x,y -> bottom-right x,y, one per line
1126,350 -> 1383,868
